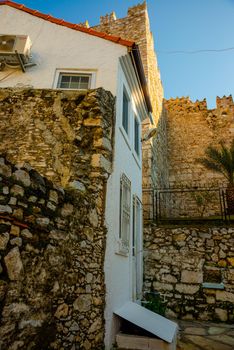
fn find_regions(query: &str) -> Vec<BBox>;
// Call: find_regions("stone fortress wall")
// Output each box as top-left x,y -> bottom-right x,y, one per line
0,88 -> 114,349
144,96 -> 234,323
150,95 -> 234,220
164,95 -> 234,189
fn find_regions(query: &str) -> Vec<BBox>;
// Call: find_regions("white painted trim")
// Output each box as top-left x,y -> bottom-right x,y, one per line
119,54 -> 149,122
53,68 -> 97,89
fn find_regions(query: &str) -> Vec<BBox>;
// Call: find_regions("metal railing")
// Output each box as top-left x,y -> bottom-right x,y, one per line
143,186 -> 231,224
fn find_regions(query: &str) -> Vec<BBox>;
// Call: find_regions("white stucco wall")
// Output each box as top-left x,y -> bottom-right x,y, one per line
0,5 -> 127,94
104,64 -> 144,349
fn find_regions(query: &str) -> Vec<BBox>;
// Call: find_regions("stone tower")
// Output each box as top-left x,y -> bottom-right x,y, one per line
93,1 -> 163,126
93,2 -> 166,213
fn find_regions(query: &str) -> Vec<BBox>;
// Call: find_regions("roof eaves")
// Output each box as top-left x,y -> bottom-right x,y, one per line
0,0 -> 134,48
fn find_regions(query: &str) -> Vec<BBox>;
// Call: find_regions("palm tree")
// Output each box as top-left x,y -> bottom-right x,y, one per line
197,140 -> 234,213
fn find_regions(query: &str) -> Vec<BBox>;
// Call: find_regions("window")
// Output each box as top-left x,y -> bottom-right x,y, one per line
119,173 -> 131,254
122,88 -> 129,134
56,72 -> 92,90
134,116 -> 140,155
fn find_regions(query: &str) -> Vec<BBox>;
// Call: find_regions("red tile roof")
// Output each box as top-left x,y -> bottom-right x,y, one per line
0,0 -> 134,47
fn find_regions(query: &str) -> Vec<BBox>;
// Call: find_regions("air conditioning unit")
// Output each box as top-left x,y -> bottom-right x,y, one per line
0,34 -> 32,65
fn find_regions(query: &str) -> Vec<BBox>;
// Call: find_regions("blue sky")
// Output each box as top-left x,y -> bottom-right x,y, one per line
13,0 -> 234,108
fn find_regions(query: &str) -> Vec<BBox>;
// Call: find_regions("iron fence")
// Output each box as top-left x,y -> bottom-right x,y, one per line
143,186 -> 231,223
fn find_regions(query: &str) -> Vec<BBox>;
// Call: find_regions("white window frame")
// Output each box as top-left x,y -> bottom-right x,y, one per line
118,173 -> 131,255
122,86 -> 130,136
134,114 -> 140,157
53,69 -> 96,90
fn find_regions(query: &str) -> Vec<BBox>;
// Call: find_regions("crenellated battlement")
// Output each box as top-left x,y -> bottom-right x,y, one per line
216,95 -> 233,109
98,2 -> 147,27
100,12 -> 117,26
127,1 -> 147,16
164,95 -> 234,114
164,97 -> 208,113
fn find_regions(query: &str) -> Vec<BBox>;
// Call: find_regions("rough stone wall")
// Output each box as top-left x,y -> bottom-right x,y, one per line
93,2 -> 165,199
144,225 -> 234,323
0,88 -> 115,350
0,88 -> 114,187
142,107 -> 169,219
164,95 -> 234,189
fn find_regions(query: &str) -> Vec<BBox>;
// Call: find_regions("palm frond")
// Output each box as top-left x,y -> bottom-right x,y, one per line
197,140 -> 234,185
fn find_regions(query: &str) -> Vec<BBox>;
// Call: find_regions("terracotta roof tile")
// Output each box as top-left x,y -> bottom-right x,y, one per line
0,0 -> 134,47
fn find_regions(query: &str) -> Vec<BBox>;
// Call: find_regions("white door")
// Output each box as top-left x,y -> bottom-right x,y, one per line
132,196 -> 142,301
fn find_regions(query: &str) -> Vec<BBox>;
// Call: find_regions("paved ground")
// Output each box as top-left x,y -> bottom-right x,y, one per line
177,320 -> 234,350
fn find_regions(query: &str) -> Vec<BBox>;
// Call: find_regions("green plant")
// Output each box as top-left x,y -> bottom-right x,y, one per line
191,190 -> 216,217
143,292 -> 167,316
197,140 -> 234,213
197,140 -> 234,185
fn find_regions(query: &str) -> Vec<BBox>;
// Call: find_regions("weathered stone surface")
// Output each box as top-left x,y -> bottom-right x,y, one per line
49,190 -> 58,204
0,205 -> 12,214
208,327 -> 227,335
11,185 -> 24,197
181,270 -> 203,284
88,318 -> 102,333
0,88 -> 114,348
54,303 -> 69,319
4,247 -> 23,280
69,180 -> 86,193
144,225 -> 234,322
215,308 -> 228,322
89,208 -> 99,227
227,257 -> 234,267
19,319 -> 42,329
183,327 -> 206,336
175,284 -> 200,295
0,232 -> 9,250
10,237 -> 22,247
91,154 -> 111,173
164,96 -> 234,192
73,295 -> 92,312
13,170 -> 31,187
216,290 -> 234,303
61,203 -> 74,217
13,208 -> 24,220
10,226 -> 20,237
36,217 -> 50,227
0,163 -> 12,178
21,229 -> 33,239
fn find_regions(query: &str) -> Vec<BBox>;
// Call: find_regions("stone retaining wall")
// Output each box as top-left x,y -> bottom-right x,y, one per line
0,88 -> 115,349
144,225 -> 234,323
0,88 -> 114,188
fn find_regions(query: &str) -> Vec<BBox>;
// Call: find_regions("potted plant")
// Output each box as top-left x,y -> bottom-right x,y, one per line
197,140 -> 234,214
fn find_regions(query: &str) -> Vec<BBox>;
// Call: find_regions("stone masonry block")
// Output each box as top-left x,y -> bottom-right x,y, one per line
4,247 -> 23,280
181,270 -> 203,284
175,284 -> 200,295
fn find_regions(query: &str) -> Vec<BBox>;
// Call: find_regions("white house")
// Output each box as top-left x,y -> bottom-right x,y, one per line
0,1 -> 155,348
